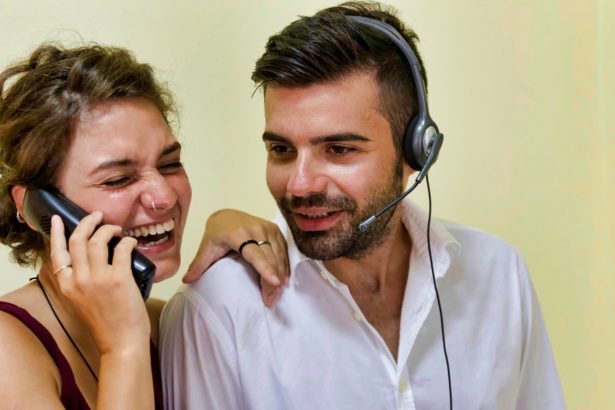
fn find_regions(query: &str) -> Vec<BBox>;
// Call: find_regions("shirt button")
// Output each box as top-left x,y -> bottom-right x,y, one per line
398,380 -> 405,392
353,311 -> 362,321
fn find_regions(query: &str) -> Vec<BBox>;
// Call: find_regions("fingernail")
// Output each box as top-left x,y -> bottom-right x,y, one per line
264,295 -> 273,308
270,274 -> 280,286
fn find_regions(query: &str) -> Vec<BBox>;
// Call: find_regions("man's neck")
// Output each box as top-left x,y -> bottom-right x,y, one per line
323,210 -> 411,290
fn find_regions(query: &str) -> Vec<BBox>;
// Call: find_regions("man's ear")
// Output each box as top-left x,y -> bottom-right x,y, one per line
11,185 -> 36,231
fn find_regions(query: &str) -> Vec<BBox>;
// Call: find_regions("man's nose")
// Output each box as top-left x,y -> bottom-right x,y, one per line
286,154 -> 326,197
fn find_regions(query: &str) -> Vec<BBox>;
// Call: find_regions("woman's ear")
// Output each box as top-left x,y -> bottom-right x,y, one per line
11,185 -> 26,214
11,185 -> 36,230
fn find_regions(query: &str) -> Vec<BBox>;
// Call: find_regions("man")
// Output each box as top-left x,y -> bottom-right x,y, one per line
160,2 -> 564,409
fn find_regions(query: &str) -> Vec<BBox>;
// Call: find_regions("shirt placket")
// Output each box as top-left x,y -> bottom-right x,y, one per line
313,261 -> 400,408
396,236 -> 452,409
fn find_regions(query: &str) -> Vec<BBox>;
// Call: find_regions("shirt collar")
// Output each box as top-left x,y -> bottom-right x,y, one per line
273,212 -> 313,274
274,199 -> 461,279
400,200 -> 460,264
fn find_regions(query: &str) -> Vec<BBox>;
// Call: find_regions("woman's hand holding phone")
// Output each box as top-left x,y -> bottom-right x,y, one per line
49,212 -> 150,354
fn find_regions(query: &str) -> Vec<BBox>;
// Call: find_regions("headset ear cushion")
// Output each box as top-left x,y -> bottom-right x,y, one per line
404,116 -> 422,170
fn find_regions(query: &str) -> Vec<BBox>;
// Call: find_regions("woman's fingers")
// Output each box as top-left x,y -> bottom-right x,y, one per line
183,235 -> 229,284
110,236 -> 139,286
270,231 -> 290,285
51,212 -> 129,288
232,224 -> 289,287
182,209 -> 291,307
67,211 -> 103,281
111,236 -> 138,265
241,242 -> 280,287
239,243 -> 288,307
49,215 -> 71,270
87,223 -> 122,274
47,212 -> 149,356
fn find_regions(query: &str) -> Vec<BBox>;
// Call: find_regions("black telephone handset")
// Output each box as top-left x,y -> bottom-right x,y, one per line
22,188 -> 156,299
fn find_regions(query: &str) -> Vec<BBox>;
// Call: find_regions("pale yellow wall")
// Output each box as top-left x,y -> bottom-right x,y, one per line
598,0 -> 615,401
0,0 -> 612,407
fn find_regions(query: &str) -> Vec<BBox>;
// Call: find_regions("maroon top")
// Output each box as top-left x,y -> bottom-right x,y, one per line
0,301 -> 163,410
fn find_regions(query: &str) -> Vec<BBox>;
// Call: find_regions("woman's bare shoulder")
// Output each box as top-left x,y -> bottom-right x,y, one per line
0,298 -> 65,408
1,279 -> 41,306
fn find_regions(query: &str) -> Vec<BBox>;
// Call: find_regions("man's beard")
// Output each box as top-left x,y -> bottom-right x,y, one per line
277,163 -> 404,260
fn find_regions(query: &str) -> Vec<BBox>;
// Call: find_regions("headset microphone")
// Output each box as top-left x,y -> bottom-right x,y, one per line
358,132 -> 443,231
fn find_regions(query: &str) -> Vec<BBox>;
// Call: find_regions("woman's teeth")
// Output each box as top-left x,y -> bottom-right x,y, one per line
124,218 -> 175,239
143,236 -> 169,247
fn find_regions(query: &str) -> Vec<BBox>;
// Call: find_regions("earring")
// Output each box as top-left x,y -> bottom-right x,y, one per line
16,210 -> 25,223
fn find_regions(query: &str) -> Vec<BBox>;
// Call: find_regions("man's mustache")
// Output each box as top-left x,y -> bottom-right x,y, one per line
281,193 -> 356,211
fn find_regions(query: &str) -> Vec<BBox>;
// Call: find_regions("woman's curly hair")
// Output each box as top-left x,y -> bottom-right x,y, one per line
0,43 -> 176,267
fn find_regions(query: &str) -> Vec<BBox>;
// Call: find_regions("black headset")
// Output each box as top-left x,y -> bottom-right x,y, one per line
347,16 -> 443,172
349,16 -> 453,410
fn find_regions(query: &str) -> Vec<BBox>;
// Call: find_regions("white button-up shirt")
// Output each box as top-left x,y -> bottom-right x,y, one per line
160,201 -> 564,409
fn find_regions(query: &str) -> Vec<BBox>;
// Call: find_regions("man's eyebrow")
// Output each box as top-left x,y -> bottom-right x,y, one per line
89,141 -> 183,175
262,132 -> 289,143
262,132 -> 370,144
312,133 -> 370,144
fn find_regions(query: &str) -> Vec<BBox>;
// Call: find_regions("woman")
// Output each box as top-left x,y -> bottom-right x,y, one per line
0,43 -> 286,408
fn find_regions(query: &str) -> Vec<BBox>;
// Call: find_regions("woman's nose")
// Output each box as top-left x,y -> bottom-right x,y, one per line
140,174 -> 177,213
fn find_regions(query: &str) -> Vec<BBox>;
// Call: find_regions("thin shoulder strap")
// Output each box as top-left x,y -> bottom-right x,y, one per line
150,339 -> 164,410
0,301 -> 90,410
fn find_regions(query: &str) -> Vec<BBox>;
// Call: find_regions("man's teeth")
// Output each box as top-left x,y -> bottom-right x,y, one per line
125,219 -> 175,238
301,212 -> 331,219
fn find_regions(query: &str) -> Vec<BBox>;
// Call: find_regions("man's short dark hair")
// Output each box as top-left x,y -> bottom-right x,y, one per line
252,1 -> 428,156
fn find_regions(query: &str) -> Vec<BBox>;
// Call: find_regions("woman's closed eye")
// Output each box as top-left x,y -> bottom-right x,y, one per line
101,175 -> 134,188
158,161 -> 184,174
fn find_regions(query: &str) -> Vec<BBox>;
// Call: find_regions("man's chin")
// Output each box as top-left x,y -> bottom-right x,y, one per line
291,228 -> 350,260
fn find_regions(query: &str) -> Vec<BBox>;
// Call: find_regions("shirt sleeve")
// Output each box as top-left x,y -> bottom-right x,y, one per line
159,287 -> 245,410
515,255 -> 566,409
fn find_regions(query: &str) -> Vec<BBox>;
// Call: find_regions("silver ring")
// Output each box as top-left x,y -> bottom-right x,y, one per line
16,210 -> 25,224
53,264 -> 72,275
257,240 -> 271,247
152,201 -> 158,212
